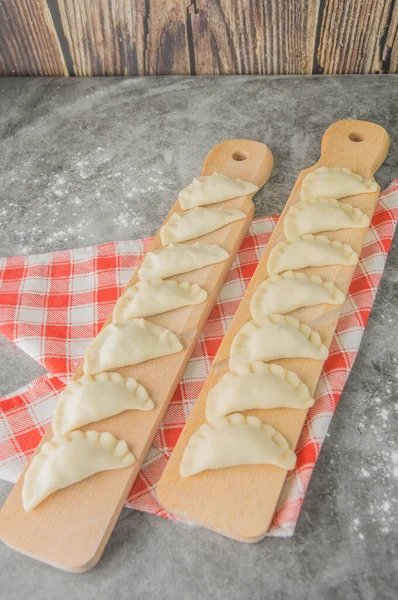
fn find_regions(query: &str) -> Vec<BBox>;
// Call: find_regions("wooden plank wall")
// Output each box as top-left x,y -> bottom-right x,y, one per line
0,0 -> 398,76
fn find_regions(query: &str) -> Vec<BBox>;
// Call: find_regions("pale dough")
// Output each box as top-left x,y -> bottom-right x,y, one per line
160,207 -> 246,245
22,430 -> 135,511
52,372 -> 154,436
267,234 -> 358,275
301,167 -> 377,201
180,413 -> 296,477
84,319 -> 183,376
229,314 -> 328,370
284,197 -> 370,239
205,362 -> 314,424
138,243 -> 229,280
178,172 -> 258,210
251,271 -> 345,319
113,279 -> 207,322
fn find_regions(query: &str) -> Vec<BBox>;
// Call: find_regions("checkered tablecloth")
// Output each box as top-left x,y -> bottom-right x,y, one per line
1,180 -> 397,536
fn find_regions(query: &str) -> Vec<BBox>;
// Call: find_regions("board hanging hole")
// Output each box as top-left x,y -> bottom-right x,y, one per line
232,151 -> 249,161
348,132 -> 364,142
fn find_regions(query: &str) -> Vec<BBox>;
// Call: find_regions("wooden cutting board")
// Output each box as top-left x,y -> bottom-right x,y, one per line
0,140 -> 273,571
157,120 -> 390,542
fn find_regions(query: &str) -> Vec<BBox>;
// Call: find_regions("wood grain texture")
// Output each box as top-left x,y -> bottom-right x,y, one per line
56,0 -> 191,75
316,0 -> 397,74
146,0 -> 191,75
0,140 -> 273,571
1,0 -> 398,75
157,120 -> 390,542
0,0 -> 67,76
190,0 -> 320,75
383,1 -> 398,73
56,0 -> 146,76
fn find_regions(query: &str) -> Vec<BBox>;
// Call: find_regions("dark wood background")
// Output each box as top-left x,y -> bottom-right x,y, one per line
1,0 -> 397,76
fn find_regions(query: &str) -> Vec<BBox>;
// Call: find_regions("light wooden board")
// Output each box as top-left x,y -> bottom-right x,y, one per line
0,139 -> 273,571
157,119 -> 390,542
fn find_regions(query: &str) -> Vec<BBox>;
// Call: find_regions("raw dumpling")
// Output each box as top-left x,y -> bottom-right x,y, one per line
113,279 -> 207,322
22,430 -> 135,510
206,362 -> 314,424
138,243 -> 228,280
84,319 -> 182,376
251,271 -> 345,319
178,172 -> 258,210
52,372 -> 154,436
301,167 -> 377,201
229,314 -> 328,370
160,207 -> 246,244
284,197 -> 370,238
180,413 -> 296,477
268,234 -> 358,275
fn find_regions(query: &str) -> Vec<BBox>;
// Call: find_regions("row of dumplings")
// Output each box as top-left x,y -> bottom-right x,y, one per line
22,172 -> 259,510
180,167 -> 376,478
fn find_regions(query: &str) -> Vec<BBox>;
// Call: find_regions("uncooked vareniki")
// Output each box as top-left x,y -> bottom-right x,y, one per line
284,197 -> 370,239
160,207 -> 246,244
178,172 -> 258,210
229,314 -> 328,370
180,413 -> 296,477
251,271 -> 344,319
84,319 -> 182,376
52,372 -> 154,436
205,362 -> 314,424
267,234 -> 358,275
138,243 -> 228,280
113,279 -> 207,321
301,167 -> 377,201
23,430 -> 135,510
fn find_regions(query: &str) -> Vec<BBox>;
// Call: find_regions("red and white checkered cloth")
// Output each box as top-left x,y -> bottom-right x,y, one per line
1,181 -> 397,537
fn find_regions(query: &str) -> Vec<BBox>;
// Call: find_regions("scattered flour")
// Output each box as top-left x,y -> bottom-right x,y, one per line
351,384 -> 398,540
381,526 -> 390,534
75,160 -> 90,180
392,451 -> 398,478
2,155 -> 176,255
382,500 -> 391,512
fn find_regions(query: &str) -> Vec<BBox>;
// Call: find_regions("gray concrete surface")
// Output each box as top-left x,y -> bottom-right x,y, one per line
0,76 -> 397,599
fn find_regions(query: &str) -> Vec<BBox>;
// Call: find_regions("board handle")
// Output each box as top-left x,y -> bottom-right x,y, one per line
202,139 -> 274,190
317,119 -> 389,177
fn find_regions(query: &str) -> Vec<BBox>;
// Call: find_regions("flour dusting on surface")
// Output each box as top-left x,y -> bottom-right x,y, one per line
350,383 -> 398,541
1,150 -> 177,255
